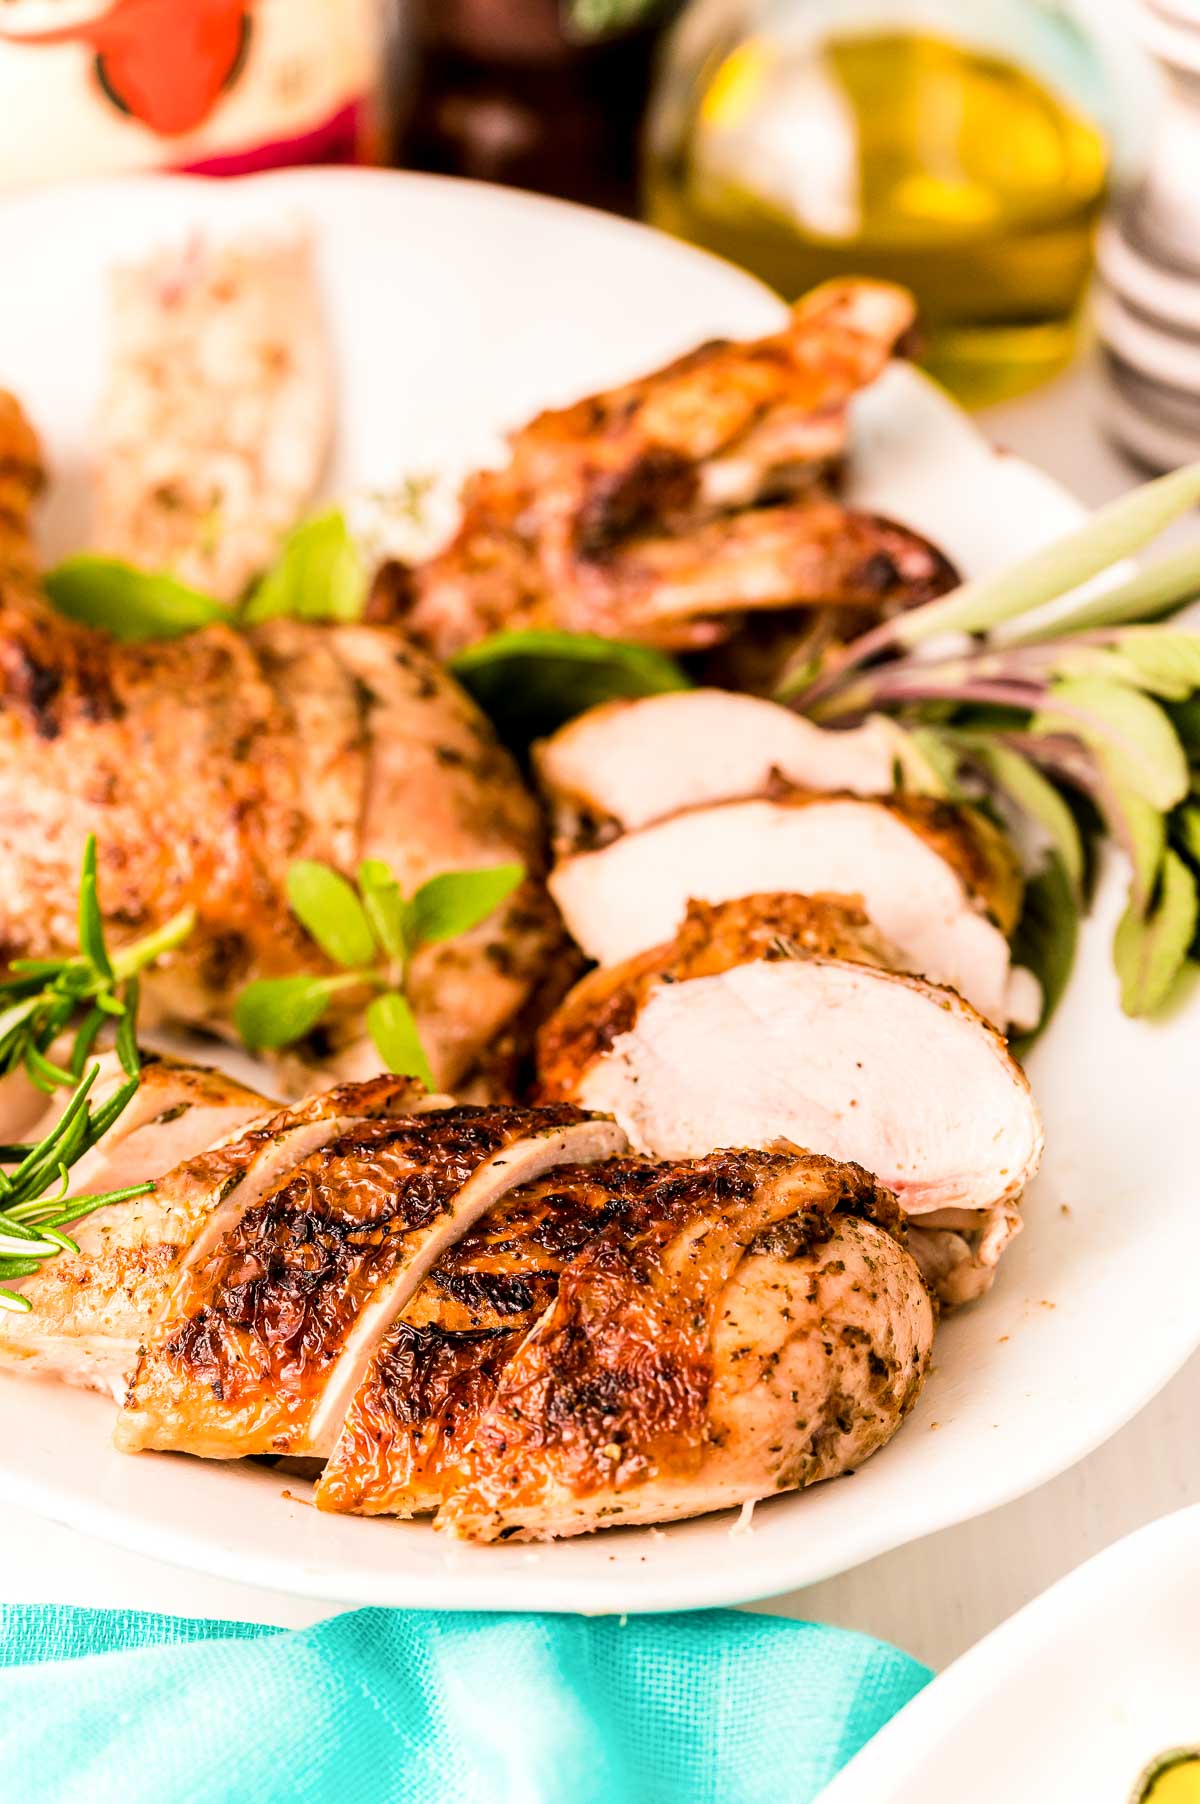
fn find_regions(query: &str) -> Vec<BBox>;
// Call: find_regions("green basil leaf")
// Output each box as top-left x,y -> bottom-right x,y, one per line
971,741 -> 1085,896
358,859 -> 406,963
77,836 -> 113,980
407,863 -> 525,948
1032,678 -> 1188,812
286,862 -> 376,970
1009,855 -> 1079,1054
241,509 -> 366,626
234,975 -> 340,1051
45,557 -> 225,641
1113,848 -> 1199,1016
366,991 -> 434,1089
451,630 -> 689,753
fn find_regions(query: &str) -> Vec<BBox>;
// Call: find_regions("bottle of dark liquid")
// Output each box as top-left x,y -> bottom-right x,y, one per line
387,0 -> 678,216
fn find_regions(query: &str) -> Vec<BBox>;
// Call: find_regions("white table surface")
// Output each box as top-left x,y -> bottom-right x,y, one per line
4,349 -> 1197,1672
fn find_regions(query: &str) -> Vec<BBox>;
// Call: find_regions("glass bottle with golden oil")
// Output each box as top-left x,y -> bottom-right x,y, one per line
644,0 -> 1146,405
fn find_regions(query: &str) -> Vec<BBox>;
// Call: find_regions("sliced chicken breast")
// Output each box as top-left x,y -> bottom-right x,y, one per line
549,790 -> 1036,1029
535,690 -> 908,849
0,1074 -> 423,1396
537,896 -> 1043,1305
115,1106 -> 627,1459
435,1149 -> 931,1541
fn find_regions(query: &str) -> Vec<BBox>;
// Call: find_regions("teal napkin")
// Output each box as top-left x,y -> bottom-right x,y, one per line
0,1603 -> 929,1804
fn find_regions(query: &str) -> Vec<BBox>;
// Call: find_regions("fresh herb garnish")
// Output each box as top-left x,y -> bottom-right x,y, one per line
240,509 -> 367,626
234,857 -> 525,1087
451,629 -> 689,753
783,462 -> 1200,1020
44,558 -> 226,640
0,1064 -> 155,1314
0,837 -> 194,1313
0,837 -> 194,1094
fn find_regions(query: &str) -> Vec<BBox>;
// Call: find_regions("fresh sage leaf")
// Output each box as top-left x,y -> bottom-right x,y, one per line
1097,771 -> 1164,912
358,859 -> 407,963
1113,848 -> 1199,1016
1009,855 -> 1079,1052
1002,542 -> 1200,646
366,991 -> 434,1089
45,557 -> 225,641
894,461 -> 1200,652
408,864 -> 525,947
233,974 -> 346,1051
1032,678 -> 1188,812
241,509 -> 366,626
451,630 -> 689,753
971,741 -> 1086,896
286,861 -> 376,970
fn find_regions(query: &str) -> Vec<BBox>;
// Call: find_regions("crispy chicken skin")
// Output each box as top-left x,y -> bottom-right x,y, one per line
1,1075 -> 931,1539
386,280 -> 955,654
435,1149 -> 931,1541
116,1104 -> 626,1459
0,390 -> 43,587
537,896 -> 1043,1307
0,405 -> 561,1092
0,1073 -> 425,1395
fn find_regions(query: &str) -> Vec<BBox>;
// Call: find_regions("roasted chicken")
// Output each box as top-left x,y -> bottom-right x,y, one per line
383,280 -> 957,655
0,396 -> 560,1092
548,787 -> 1037,1032
0,1074 -> 932,1539
538,896 -> 1043,1306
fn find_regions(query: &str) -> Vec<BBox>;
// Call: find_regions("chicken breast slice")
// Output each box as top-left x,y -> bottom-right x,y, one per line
115,1106 -> 627,1460
535,690 -> 910,849
0,1075 -> 421,1396
550,791 -> 1037,1030
435,1150 -> 931,1541
537,895 -> 1042,1303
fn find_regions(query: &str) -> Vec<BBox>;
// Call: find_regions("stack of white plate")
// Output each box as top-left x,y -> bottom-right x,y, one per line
1097,0 -> 1200,470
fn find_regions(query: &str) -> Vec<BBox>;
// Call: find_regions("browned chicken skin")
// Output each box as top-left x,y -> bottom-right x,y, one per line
387,280 -> 957,654
0,397 -> 560,1093
0,1074 -> 932,1538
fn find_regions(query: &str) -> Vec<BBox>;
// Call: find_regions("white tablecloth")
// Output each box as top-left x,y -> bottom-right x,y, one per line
5,350 -> 1197,1671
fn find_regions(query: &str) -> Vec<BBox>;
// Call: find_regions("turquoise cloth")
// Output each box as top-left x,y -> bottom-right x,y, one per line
0,1603 -> 929,1804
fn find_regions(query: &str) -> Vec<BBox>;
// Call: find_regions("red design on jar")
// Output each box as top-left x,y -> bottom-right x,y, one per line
0,0 -> 255,137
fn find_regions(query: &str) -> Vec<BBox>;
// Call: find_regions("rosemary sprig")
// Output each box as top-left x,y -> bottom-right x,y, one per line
235,857 -> 525,1086
0,1064 -> 155,1313
0,835 -> 194,1094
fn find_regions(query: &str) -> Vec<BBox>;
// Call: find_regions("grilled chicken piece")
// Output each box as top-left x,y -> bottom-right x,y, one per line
434,1149 -> 931,1541
0,1074 -> 426,1396
95,237 -> 333,601
537,896 -> 1043,1305
549,787 -> 1038,1030
536,689 -> 912,850
560,502 -> 956,650
393,281 -> 943,655
0,445 -> 559,1089
115,1105 -> 627,1458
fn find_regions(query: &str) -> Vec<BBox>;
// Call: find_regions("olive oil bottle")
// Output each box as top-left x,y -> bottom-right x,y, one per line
644,7 -> 1114,404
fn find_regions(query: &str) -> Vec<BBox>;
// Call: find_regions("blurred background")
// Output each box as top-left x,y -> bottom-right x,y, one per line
1,0 -> 1197,447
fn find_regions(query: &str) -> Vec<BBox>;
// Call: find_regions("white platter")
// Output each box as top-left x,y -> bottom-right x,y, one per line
822,1505 -> 1200,1803
0,168 -> 1193,1615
